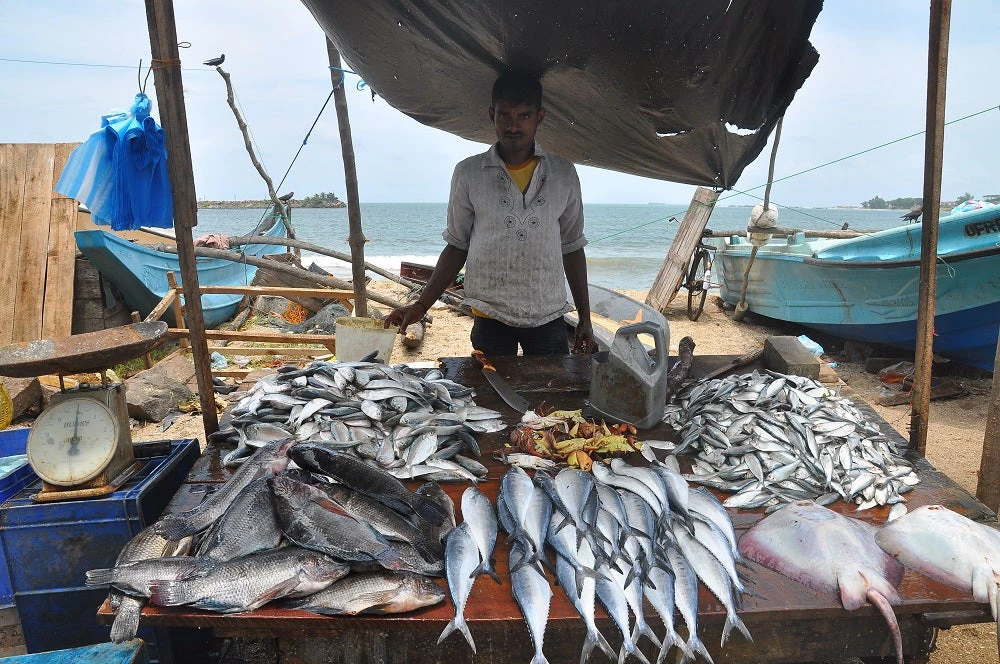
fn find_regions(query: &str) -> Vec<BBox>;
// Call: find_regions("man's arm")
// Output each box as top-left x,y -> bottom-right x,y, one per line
386,244 -> 468,333
563,247 -> 596,353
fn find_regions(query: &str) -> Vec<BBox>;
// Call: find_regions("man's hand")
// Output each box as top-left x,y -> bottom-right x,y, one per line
572,319 -> 598,354
385,302 -> 426,334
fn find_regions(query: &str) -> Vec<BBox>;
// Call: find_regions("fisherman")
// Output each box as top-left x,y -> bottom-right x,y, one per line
387,69 -> 597,356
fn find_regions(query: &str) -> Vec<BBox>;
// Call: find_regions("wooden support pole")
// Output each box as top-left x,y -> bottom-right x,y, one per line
976,336 -> 1000,511
165,272 -> 188,349
131,311 -> 153,369
909,0 -> 951,457
645,187 -> 721,311
326,39 -> 368,318
143,0 -> 219,435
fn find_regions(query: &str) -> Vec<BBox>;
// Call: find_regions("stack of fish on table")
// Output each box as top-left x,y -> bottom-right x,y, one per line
441,461 -> 749,664
87,436 -> 460,642
212,360 -> 505,482
662,370 -> 920,512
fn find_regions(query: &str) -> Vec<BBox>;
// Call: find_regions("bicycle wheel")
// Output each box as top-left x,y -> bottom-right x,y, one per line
686,249 -> 709,321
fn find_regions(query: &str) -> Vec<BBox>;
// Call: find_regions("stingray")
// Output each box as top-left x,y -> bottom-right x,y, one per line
876,504 -> 1000,655
738,500 -> 905,664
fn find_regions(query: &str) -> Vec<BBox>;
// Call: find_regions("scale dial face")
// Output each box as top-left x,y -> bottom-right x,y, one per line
27,397 -> 120,487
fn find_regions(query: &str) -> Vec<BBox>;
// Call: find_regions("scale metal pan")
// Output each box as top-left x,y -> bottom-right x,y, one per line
0,322 -> 168,378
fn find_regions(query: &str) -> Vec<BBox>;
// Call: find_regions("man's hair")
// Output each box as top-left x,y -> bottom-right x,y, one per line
491,70 -> 543,109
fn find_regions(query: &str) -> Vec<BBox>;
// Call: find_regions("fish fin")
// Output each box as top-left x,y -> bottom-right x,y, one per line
658,633 -> 692,663
470,559 -> 502,585
733,615 -> 752,644
153,515 -> 195,541
625,642 -> 652,664
623,566 -> 637,591
681,636 -> 714,664
437,617 -> 477,653
592,628 -> 617,663
415,540 -> 442,564
633,620 -> 663,649
552,515 -> 573,535
177,557 -> 214,581
866,589 -> 903,664
413,495 -> 448,526
84,568 -> 113,587
148,581 -> 190,606
109,598 -> 143,643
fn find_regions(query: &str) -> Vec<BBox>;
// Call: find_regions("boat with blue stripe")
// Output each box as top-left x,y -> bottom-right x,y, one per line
712,203 -> 1000,370
75,217 -> 287,329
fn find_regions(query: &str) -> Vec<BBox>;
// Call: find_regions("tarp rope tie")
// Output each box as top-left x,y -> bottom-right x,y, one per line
328,65 -> 368,92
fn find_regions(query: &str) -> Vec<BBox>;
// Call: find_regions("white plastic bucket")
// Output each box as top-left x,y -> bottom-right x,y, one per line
335,317 -> 398,362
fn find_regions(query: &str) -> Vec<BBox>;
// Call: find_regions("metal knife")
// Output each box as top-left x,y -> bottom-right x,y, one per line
472,350 -> 531,413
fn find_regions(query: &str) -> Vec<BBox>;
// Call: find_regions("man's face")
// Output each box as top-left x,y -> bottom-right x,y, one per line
489,100 -> 545,158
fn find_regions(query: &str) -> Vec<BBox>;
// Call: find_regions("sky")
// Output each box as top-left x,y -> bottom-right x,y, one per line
1,1 -> 997,208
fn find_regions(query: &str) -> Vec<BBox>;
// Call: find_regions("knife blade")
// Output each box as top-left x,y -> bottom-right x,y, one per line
472,350 -> 531,413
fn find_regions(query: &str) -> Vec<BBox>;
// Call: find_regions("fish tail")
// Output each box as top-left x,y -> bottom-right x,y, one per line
85,568 -> 114,587
153,515 -> 195,541
415,540 -> 442,564
413,495 -> 448,526
470,559 -> 502,585
632,620 -> 663,650
684,636 -> 714,664
437,616 -> 477,653
531,654 -> 549,664
624,641 -> 652,664
148,580 -> 190,607
866,589 -> 902,664
733,614 -> 752,644
109,598 -> 143,643
592,627 -> 616,663
657,633 -> 692,664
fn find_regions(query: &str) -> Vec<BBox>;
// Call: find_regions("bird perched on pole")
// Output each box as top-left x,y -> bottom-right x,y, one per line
203,54 -> 225,67
278,191 -> 294,202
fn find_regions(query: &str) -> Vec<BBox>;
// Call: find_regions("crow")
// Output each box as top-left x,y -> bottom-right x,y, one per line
901,206 -> 922,222
203,54 -> 225,67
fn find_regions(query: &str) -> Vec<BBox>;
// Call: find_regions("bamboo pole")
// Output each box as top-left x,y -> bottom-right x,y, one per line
161,244 -> 408,311
228,235 -> 422,290
326,40 -> 368,317
909,0 -> 951,457
143,0 -> 218,435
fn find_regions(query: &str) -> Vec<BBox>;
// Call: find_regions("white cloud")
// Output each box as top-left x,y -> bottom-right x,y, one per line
1,0 -> 997,206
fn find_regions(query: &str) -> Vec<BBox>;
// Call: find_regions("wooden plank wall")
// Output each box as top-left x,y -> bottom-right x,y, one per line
0,143 -> 80,345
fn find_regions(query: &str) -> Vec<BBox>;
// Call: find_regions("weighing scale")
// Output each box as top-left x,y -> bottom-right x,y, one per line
0,322 -> 168,502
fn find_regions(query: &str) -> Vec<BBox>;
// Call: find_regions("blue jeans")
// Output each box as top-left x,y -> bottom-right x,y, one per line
470,316 -> 569,356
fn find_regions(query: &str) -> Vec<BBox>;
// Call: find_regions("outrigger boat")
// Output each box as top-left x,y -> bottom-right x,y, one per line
75,217 -> 288,328
711,203 -> 1000,370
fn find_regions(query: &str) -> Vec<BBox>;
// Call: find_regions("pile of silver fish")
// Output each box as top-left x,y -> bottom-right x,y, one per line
662,371 -> 920,511
441,461 -> 750,664
213,360 -> 504,483
87,440 -> 452,642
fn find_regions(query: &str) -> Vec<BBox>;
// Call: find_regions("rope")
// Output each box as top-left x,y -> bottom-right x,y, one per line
250,89 -> 338,230
328,65 -> 368,91
734,117 -> 783,318
589,101 -> 1000,244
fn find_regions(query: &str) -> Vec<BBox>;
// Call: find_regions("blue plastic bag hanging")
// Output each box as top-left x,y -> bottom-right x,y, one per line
56,93 -> 174,230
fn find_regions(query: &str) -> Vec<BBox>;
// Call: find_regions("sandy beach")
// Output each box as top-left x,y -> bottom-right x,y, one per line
136,279 -> 997,663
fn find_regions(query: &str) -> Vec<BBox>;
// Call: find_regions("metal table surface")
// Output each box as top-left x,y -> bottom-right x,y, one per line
98,355 -> 996,663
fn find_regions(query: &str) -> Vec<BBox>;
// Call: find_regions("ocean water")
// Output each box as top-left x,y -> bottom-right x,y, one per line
196,203 -> 910,291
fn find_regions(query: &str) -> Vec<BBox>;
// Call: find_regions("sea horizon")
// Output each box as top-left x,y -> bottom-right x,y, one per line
196,203 -> 913,291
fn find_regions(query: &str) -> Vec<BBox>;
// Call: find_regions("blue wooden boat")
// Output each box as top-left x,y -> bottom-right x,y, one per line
712,203 -> 1000,370
74,219 -> 287,329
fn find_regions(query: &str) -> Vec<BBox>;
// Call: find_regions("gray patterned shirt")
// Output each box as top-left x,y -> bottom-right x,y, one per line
443,144 -> 587,327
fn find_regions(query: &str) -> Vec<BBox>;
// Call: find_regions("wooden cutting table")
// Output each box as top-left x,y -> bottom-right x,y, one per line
97,354 -> 996,663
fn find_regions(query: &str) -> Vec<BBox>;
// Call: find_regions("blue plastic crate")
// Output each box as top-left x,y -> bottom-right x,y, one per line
0,439 -> 198,660
0,428 -> 38,608
0,637 -> 148,663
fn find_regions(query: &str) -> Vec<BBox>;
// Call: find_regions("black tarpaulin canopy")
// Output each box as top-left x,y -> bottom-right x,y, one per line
301,0 -> 822,188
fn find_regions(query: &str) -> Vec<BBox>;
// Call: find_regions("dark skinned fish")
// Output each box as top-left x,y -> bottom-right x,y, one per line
155,440 -> 294,540
288,443 -> 447,525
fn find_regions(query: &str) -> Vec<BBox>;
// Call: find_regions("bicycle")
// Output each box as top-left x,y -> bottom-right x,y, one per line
683,228 -> 717,321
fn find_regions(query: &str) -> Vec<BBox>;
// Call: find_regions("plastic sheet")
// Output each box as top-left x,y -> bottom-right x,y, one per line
56,94 -> 173,230
301,0 -> 822,187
